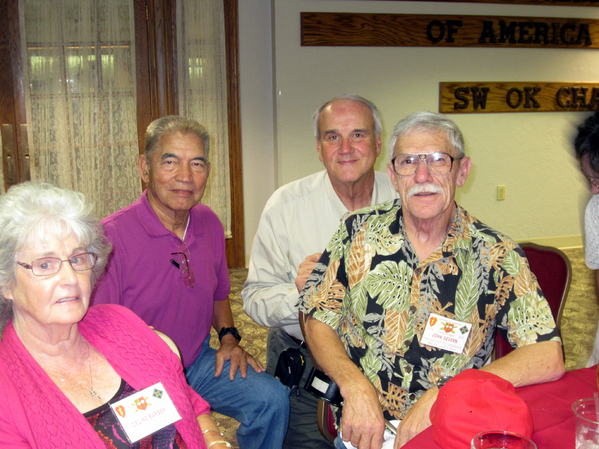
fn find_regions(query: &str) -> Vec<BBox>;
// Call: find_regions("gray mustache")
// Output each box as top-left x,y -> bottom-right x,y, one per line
407,184 -> 443,198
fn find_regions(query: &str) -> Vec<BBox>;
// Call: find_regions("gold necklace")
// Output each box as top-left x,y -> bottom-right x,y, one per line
88,343 -> 102,401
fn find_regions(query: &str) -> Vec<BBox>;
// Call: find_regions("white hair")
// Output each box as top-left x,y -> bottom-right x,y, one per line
0,182 -> 111,334
388,112 -> 465,161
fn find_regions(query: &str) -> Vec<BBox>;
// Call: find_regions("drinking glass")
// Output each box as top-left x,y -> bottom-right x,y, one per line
471,430 -> 537,449
573,398 -> 599,449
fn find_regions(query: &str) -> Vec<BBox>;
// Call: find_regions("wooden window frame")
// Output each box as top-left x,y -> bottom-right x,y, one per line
136,0 -> 244,268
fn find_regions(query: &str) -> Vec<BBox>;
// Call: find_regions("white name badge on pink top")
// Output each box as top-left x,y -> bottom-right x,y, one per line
110,382 -> 182,443
420,313 -> 472,354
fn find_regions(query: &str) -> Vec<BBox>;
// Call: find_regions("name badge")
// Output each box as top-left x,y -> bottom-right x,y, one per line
420,313 -> 472,354
110,382 -> 182,443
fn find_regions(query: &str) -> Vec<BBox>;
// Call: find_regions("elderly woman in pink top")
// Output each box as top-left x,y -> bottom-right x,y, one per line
0,182 -> 230,449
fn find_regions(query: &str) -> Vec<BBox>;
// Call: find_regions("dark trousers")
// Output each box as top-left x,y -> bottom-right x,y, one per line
266,327 -> 335,449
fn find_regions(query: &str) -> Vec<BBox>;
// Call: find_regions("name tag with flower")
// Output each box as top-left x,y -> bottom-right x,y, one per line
421,313 -> 472,354
110,382 -> 182,443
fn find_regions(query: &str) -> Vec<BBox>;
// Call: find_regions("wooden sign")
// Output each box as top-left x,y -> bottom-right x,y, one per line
301,12 -> 599,48
440,82 -> 599,113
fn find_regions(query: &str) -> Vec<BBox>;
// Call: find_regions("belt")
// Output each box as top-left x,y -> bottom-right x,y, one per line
286,331 -> 308,349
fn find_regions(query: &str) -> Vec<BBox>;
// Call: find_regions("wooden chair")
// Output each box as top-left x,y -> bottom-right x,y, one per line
494,242 -> 571,359
317,399 -> 337,443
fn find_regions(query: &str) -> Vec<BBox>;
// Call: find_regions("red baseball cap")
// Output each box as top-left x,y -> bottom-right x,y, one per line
429,369 -> 533,449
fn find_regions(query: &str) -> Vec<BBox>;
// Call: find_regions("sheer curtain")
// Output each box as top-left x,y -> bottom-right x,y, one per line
0,137 -> 4,194
176,0 -> 232,238
19,0 -> 140,219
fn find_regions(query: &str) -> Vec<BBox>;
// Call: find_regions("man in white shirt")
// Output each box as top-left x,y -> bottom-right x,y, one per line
242,95 -> 399,448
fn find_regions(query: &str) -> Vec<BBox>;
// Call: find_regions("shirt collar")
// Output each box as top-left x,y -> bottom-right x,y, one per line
135,191 -> 200,244
324,171 -> 383,220
442,204 -> 472,256
324,173 -> 353,221
370,175 -> 386,206
394,202 -> 472,262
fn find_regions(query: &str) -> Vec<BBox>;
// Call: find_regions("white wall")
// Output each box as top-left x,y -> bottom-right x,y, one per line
241,0 -> 599,263
239,0 -> 277,264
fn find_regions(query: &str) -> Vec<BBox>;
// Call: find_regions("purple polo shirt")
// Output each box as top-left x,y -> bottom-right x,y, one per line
92,191 -> 231,368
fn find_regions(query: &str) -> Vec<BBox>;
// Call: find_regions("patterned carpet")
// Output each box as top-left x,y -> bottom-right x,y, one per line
212,247 -> 598,447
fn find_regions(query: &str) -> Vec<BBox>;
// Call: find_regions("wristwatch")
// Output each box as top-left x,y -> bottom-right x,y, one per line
436,375 -> 453,389
218,326 -> 242,343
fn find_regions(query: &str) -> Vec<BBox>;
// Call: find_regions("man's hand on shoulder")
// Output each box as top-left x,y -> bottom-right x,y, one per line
295,253 -> 322,293
394,386 -> 438,448
214,335 -> 264,380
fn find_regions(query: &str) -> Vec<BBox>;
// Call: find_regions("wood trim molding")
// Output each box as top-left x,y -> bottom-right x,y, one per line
146,0 -> 177,118
163,0 -> 178,115
224,0 -> 245,268
1,0 -> 27,188
133,0 -> 152,157
301,12 -> 599,49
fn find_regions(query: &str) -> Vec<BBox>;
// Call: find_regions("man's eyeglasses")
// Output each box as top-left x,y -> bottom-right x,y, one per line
581,169 -> 599,188
391,152 -> 461,176
170,244 -> 195,288
17,252 -> 97,276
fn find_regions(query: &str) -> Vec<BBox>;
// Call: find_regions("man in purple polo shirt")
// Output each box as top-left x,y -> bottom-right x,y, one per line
92,116 -> 289,449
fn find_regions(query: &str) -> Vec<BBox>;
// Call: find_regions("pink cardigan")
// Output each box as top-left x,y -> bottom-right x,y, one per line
0,304 -> 209,448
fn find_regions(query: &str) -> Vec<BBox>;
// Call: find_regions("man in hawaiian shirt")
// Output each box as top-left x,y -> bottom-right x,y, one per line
298,111 -> 565,449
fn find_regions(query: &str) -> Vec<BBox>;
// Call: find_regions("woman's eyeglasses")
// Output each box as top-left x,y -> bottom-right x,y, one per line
17,252 -> 97,276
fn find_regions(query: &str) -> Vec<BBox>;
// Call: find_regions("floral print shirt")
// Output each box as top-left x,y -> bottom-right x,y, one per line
297,199 -> 561,421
